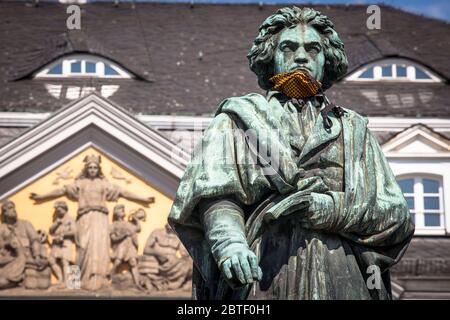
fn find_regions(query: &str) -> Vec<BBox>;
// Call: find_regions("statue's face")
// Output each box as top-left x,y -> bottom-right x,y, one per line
87,163 -> 99,178
114,207 -> 125,219
2,202 -> 17,221
55,205 -> 66,217
273,23 -> 325,82
38,230 -> 48,244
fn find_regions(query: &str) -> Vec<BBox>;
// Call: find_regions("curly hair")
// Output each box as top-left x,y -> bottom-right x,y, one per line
248,7 -> 348,91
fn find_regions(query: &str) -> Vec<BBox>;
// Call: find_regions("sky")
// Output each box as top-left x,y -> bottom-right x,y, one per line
91,0 -> 450,22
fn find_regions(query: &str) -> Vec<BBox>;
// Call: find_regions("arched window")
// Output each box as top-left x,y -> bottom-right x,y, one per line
34,54 -> 132,79
397,175 -> 445,234
346,58 -> 441,82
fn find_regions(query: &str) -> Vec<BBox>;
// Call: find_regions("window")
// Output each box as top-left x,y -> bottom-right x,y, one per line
48,63 -> 63,75
415,67 -> 431,80
104,64 -> 120,76
35,54 -> 132,79
359,67 -> 374,79
71,61 -> 82,73
397,65 -> 407,77
346,58 -> 440,82
398,176 -> 445,233
381,65 -> 392,77
85,61 -> 96,74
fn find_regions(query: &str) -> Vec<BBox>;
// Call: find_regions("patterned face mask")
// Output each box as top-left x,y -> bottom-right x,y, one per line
270,70 -> 322,99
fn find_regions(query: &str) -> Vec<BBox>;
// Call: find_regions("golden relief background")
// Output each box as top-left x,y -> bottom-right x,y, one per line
7,146 -> 175,284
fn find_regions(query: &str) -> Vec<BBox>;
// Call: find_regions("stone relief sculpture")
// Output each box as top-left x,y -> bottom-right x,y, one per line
0,201 -> 48,290
48,201 -> 77,288
0,215 -> 26,289
24,229 -> 51,290
168,7 -> 415,300
139,224 -> 192,292
53,167 -> 73,185
0,157 -> 192,295
30,155 -> 155,291
110,205 -> 146,290
111,167 -> 132,184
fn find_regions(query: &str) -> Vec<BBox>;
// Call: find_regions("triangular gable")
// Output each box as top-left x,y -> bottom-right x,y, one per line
382,124 -> 450,158
0,93 -> 189,200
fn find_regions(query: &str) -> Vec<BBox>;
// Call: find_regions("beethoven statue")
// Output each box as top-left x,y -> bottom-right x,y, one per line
168,7 -> 414,300
30,155 -> 154,290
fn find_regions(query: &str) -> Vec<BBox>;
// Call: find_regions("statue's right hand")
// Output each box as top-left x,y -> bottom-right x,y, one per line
29,193 -> 42,201
220,247 -> 262,287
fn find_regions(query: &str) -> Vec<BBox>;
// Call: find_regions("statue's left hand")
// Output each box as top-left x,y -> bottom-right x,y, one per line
137,196 -> 155,207
220,247 -> 262,287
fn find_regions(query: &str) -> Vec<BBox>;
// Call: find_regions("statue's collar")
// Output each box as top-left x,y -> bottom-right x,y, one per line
266,90 -> 324,109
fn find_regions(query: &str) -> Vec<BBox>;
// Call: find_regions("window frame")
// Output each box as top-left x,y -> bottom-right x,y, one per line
397,174 -> 446,235
346,58 -> 441,83
35,54 -> 132,79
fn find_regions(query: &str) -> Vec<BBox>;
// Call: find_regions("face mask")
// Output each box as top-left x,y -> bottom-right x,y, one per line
270,70 -> 322,99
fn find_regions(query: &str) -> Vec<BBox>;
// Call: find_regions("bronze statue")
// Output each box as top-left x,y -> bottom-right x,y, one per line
168,7 -> 414,300
30,154 -> 155,291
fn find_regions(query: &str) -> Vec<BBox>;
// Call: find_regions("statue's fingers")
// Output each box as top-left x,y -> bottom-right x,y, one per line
222,260 -> 233,280
231,256 -> 245,284
247,252 -> 259,279
239,255 -> 253,284
257,267 -> 263,281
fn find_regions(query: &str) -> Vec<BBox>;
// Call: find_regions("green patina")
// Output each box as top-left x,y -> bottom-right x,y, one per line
168,7 -> 414,300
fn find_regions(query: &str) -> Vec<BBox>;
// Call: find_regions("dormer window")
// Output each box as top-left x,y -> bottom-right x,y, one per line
35,54 -> 132,79
346,58 -> 441,82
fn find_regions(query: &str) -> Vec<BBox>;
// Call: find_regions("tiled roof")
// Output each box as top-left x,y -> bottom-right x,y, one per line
392,238 -> 450,276
1,2 -> 449,116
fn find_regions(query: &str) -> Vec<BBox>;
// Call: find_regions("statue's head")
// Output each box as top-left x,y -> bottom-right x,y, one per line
37,229 -> 48,244
54,201 -> 68,218
113,204 -> 125,221
165,223 -> 174,234
80,154 -> 104,179
248,7 -> 348,91
129,208 -> 146,222
1,200 -> 17,223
